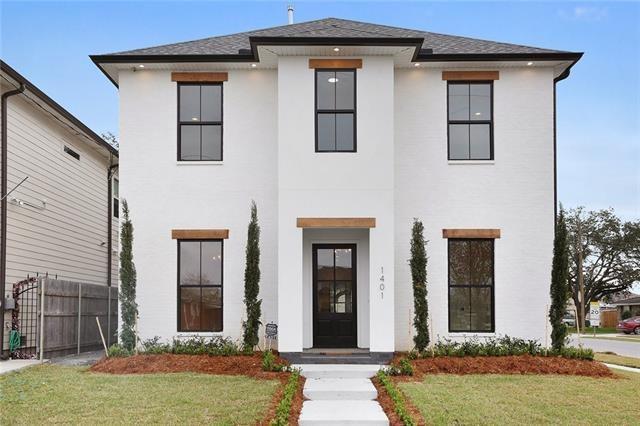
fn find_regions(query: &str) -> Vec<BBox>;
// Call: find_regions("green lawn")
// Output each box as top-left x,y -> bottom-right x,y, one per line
400,372 -> 640,425
568,326 -> 617,334
0,365 -> 279,425
595,353 -> 640,369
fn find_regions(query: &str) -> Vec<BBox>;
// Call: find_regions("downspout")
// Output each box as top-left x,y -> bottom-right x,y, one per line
106,160 -> 118,347
0,83 -> 25,357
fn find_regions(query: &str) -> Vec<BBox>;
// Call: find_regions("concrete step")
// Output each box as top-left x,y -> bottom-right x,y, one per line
294,364 -> 382,379
304,377 -> 377,400
299,400 -> 389,426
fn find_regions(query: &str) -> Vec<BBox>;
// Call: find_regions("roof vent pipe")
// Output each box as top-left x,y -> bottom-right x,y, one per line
287,4 -> 294,25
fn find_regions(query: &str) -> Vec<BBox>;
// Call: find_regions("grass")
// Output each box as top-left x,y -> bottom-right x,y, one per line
595,353 -> 640,369
581,335 -> 640,343
0,365 -> 279,425
568,326 -> 617,334
399,372 -> 640,425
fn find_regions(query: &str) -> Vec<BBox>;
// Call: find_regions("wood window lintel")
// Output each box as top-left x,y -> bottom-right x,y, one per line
172,229 -> 229,240
442,71 -> 500,81
442,229 -> 501,239
172,72 -> 228,82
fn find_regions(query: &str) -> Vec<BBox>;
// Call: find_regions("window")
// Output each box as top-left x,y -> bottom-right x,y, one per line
447,82 -> 493,160
448,239 -> 494,332
112,178 -> 119,219
178,240 -> 223,332
178,84 -> 222,161
315,69 -> 356,152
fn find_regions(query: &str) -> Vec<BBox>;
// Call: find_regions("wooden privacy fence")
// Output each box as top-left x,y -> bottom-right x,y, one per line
39,278 -> 118,358
599,309 -> 618,328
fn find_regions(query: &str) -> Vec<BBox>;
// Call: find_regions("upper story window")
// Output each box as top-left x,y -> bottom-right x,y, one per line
178,83 -> 222,161
315,69 -> 356,152
447,82 -> 493,160
112,178 -> 119,219
448,239 -> 494,332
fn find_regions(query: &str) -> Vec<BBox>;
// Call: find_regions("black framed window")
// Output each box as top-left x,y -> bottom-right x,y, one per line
315,69 -> 356,152
178,83 -> 222,161
112,178 -> 119,219
448,239 -> 494,332
447,82 -> 493,160
178,240 -> 223,332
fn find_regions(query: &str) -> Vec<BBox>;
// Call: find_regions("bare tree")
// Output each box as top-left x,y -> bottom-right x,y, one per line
101,132 -> 119,150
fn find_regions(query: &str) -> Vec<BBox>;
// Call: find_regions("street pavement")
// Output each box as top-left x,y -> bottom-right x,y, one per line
568,334 -> 640,358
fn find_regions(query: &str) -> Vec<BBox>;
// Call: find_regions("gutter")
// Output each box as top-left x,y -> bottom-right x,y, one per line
0,60 -> 117,157
0,83 -> 25,357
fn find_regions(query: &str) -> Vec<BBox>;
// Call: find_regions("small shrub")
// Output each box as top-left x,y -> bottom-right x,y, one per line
262,350 -> 293,372
377,371 -> 416,426
262,350 -> 276,371
271,370 -> 300,426
107,344 -> 132,358
556,346 -> 594,360
141,336 -> 171,354
384,357 -> 414,376
417,335 -> 594,360
622,311 -> 632,320
171,336 -> 245,356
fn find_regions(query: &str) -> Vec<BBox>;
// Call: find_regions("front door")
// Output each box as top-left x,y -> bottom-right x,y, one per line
313,244 -> 357,348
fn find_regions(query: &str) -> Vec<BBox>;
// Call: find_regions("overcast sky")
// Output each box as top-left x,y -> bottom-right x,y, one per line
1,1 -> 638,219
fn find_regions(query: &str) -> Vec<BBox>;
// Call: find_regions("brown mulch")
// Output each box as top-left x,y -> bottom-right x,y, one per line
403,355 -> 615,378
259,374 -> 305,426
90,353 -> 285,379
372,377 -> 425,426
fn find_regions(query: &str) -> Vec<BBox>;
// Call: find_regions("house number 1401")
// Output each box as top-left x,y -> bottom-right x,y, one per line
379,266 -> 385,299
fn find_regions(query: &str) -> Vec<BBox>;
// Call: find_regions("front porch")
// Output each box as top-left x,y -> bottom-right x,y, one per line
277,217 -> 395,360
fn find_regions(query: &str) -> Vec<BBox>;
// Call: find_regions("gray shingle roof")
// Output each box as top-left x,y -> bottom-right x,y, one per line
107,17 -> 568,57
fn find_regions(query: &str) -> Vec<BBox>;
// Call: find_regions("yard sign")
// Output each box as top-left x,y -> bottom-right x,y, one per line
589,301 -> 600,327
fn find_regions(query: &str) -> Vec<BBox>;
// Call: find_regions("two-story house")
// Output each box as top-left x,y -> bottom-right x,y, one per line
1,61 -> 119,357
92,18 -> 581,361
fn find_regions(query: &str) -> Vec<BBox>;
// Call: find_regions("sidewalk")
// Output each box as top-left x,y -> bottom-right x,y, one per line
0,359 -> 42,375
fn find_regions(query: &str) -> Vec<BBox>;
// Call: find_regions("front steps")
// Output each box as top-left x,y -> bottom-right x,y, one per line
283,351 -> 393,365
296,364 -> 389,425
303,378 -> 378,400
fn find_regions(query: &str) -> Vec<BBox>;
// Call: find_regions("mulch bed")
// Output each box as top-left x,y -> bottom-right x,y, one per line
372,377 -> 425,426
90,353 -> 284,379
403,355 -> 615,378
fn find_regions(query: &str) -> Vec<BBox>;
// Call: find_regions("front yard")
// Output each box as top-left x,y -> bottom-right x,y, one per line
0,365 -> 279,425
398,371 -> 639,425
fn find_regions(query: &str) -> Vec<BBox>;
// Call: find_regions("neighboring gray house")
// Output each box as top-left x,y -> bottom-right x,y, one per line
0,61 -> 119,357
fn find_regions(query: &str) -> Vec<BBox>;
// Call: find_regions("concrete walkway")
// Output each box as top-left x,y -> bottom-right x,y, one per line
0,359 -> 42,375
295,364 -> 388,425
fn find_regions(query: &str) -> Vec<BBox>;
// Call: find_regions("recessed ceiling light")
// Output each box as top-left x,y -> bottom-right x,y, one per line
527,61 -> 534,66
251,63 -> 257,68
328,77 -> 339,83
138,64 -> 145,68
191,117 -> 199,121
333,47 -> 340,52
474,112 -> 482,116
414,63 -> 421,67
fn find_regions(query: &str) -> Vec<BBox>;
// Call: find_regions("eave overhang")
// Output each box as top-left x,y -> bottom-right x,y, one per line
91,36 -> 583,88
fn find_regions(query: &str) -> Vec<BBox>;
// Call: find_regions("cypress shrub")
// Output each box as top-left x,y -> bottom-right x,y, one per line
549,206 -> 570,351
242,201 -> 262,350
119,200 -> 138,351
410,219 -> 429,351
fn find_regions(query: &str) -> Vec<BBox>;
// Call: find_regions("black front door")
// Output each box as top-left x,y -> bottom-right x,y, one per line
313,244 -> 357,348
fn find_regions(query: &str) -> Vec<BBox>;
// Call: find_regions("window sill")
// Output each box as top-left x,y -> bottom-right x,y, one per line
447,332 -> 497,338
175,331 -> 224,337
448,160 -> 495,165
176,161 -> 224,166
